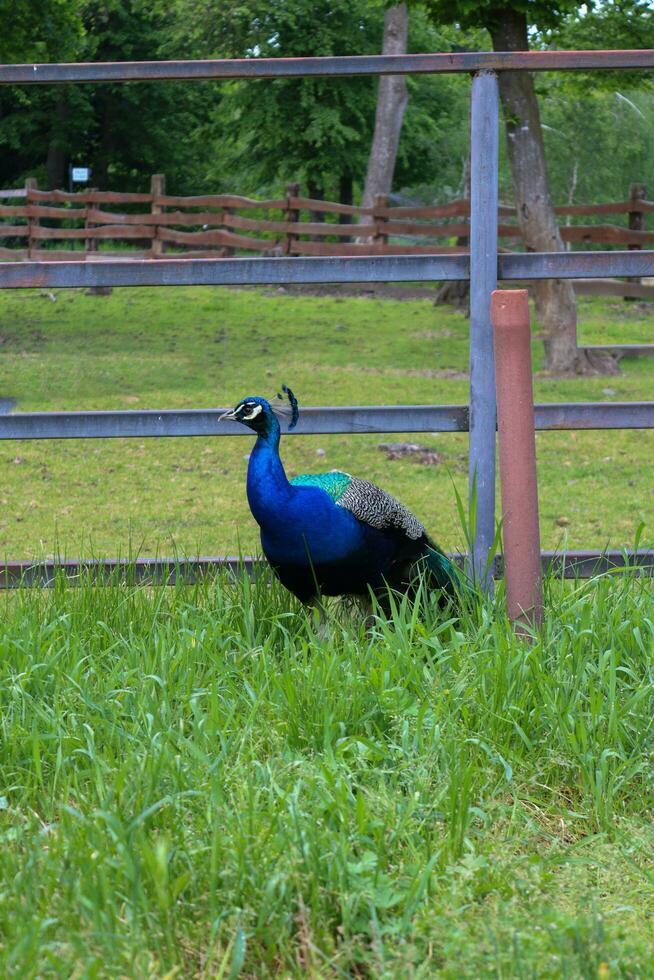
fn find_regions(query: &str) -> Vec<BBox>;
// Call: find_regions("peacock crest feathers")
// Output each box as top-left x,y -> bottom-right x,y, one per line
272,384 -> 299,430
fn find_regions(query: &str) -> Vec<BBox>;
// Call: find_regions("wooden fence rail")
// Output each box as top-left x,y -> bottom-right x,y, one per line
1,178 -> 652,298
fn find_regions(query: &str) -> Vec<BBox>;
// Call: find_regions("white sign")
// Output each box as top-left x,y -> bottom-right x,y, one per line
71,167 -> 90,182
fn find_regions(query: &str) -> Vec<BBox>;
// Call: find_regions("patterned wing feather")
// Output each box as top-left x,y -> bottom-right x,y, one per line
337,477 -> 425,540
291,471 -> 425,541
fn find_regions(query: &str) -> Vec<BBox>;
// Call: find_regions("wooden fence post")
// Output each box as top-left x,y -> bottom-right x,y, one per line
25,177 -> 38,259
373,194 -> 389,247
150,173 -> 165,258
221,206 -> 235,257
284,182 -> 300,255
85,187 -> 98,258
625,181 -> 645,301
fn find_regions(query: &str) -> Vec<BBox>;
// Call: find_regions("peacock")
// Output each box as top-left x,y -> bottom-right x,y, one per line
220,386 -> 470,611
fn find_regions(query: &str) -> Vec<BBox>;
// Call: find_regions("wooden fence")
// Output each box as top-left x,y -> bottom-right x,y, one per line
0,176 -> 652,285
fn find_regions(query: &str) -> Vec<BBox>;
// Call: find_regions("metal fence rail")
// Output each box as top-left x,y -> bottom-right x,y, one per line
1,403 -> 653,441
2,551 -> 652,590
3,251 -> 654,290
1,48 -> 653,586
2,49 -> 654,85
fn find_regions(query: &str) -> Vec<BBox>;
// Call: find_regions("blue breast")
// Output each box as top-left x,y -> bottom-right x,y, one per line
254,478 -> 367,566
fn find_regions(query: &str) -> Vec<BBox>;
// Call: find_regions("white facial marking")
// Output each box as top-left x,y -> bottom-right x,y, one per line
241,404 -> 263,420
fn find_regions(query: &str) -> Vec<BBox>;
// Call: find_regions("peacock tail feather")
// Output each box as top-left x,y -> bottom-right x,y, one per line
424,545 -> 474,603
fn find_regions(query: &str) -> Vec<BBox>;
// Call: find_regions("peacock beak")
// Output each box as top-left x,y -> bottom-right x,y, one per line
218,408 -> 238,422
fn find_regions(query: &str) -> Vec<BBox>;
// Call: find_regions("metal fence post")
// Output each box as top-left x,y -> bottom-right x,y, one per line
468,69 -> 499,590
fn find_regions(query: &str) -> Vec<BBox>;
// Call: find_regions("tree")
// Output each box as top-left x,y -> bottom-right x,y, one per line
358,3 -> 410,229
553,0 -> 654,67
172,0 -> 385,201
541,1 -> 654,206
0,0 -> 82,63
424,0 -> 617,375
0,0 -> 219,193
171,0 -> 472,205
78,0 -> 218,191
0,0 -> 86,190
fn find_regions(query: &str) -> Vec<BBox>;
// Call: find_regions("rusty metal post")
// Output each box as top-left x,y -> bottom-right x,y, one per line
491,289 -> 543,631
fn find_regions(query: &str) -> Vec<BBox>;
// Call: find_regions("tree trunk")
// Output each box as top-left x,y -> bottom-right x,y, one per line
338,173 -> 354,242
307,180 -> 324,241
490,13 -> 617,376
95,91 -> 119,189
46,140 -> 66,192
357,3 -> 409,235
46,94 -> 70,190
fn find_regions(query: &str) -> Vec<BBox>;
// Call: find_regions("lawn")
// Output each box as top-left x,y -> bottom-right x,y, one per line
0,286 -> 652,560
1,572 -> 653,976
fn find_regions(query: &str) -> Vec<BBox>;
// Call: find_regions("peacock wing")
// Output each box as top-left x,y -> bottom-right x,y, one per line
291,471 -> 425,541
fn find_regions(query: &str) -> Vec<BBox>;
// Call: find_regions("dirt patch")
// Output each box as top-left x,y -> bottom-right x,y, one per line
412,329 -> 454,339
378,442 -> 444,465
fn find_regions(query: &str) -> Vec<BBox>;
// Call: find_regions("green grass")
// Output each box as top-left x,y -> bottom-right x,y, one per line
1,571 -> 653,976
0,286 -> 652,558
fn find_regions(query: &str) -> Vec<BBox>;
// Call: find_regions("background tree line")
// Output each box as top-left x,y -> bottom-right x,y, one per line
1,0 -> 652,205
1,0 -> 653,375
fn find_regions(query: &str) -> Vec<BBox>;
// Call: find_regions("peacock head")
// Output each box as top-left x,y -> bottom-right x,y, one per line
219,385 -> 299,435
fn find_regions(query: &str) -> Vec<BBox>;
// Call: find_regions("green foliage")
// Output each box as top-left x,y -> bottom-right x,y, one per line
422,0 -> 583,31
0,0 -> 219,192
0,569 -> 653,974
539,86 -> 654,205
554,0 -> 654,52
169,0 -> 478,197
2,0 -> 651,205
77,0 -> 218,189
550,0 -> 654,90
163,0 -> 385,193
0,0 -> 83,62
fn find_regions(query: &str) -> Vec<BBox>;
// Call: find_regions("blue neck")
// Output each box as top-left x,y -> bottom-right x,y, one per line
246,417 -> 291,525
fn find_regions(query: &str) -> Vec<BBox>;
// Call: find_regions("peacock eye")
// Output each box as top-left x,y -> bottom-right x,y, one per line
240,402 -> 263,420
